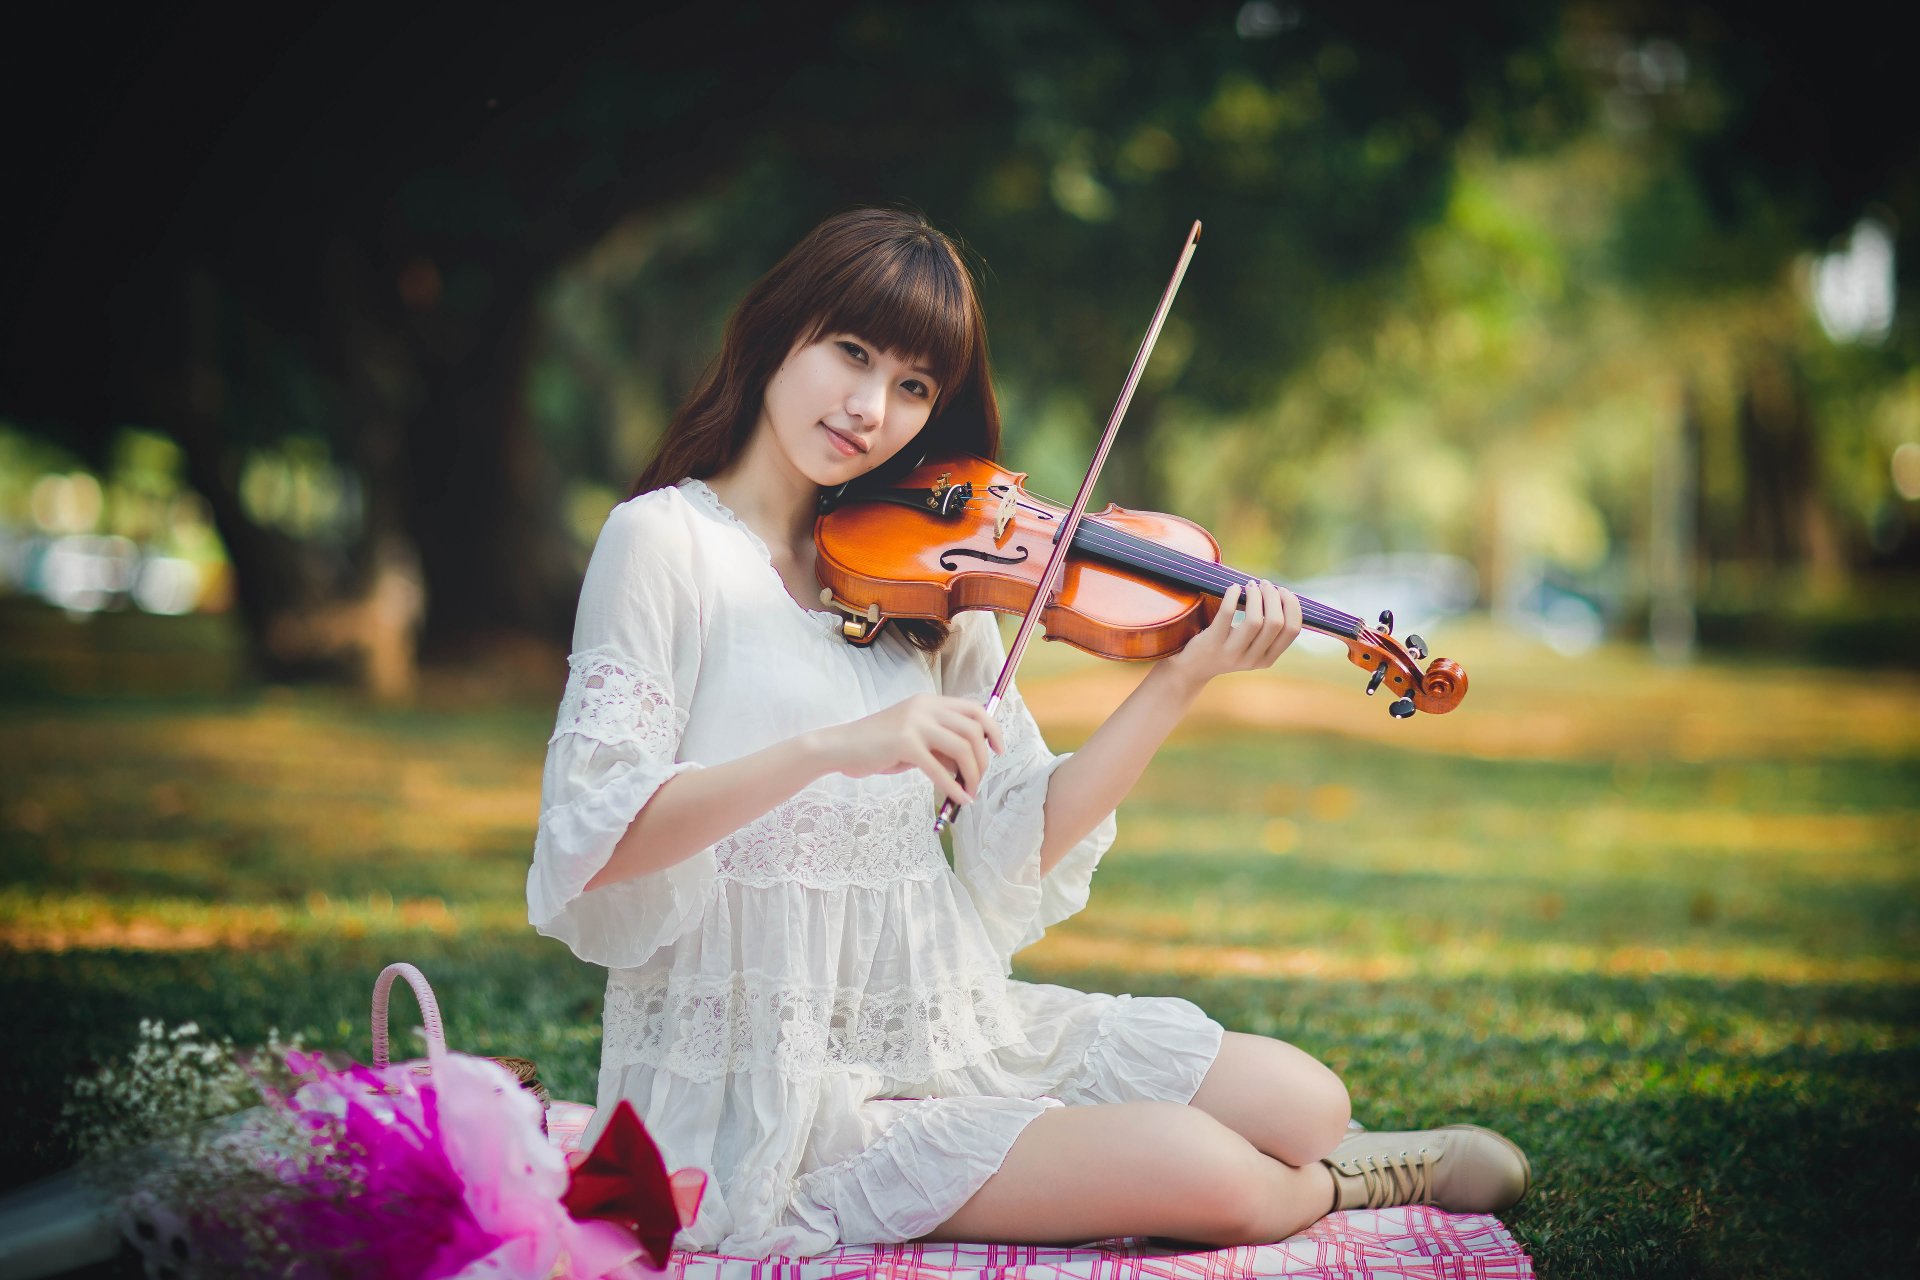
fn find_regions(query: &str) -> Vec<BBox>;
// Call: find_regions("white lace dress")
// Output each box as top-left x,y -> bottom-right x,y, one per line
527,478 -> 1224,1257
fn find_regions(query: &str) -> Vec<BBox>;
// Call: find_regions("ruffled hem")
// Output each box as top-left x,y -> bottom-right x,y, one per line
783,1095 -> 1056,1248
527,755 -> 710,968
607,985 -> 1225,1258
1051,991 -> 1225,1106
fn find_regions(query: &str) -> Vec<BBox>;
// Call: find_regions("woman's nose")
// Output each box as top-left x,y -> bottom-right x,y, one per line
845,376 -> 885,427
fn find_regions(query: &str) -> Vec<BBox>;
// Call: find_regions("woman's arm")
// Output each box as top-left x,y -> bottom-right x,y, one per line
1035,579 -> 1301,874
584,692 -> 1004,891
1037,660 -> 1204,874
584,732 -> 834,891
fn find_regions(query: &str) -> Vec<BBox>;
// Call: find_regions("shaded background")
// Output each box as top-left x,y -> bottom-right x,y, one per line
3,0 -> 1914,690
1,4 -> 1916,1278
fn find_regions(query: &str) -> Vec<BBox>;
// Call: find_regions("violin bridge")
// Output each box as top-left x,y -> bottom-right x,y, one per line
994,486 -> 1016,539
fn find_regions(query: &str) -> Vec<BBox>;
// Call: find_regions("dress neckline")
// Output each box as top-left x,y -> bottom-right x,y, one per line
676,478 -> 843,629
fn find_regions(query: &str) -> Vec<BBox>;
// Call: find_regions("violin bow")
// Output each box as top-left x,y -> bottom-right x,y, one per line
936,220 -> 1203,833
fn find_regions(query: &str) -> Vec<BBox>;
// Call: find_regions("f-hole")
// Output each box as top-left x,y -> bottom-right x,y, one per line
939,545 -> 1031,570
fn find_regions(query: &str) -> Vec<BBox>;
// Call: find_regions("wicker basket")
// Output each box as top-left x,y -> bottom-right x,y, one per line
370,962 -> 551,1110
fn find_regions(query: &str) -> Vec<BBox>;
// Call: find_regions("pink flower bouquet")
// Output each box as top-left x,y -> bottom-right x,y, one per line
278,1051 -> 661,1278
107,1044 -> 702,1280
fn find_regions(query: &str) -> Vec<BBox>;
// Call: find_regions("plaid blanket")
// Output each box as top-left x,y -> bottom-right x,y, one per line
545,1103 -> 1533,1280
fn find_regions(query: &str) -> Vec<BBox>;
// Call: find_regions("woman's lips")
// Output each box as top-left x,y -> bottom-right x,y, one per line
822,424 -> 867,455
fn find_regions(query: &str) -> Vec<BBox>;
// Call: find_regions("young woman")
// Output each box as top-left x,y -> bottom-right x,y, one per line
527,208 -> 1529,1258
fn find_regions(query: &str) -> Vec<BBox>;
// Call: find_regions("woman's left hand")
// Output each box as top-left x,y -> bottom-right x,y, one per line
1161,579 -> 1303,688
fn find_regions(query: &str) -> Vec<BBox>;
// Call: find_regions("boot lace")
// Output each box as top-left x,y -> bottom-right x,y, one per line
1345,1150 -> 1434,1209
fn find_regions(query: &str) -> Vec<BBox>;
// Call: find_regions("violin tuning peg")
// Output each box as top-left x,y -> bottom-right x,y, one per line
1405,633 -> 1428,660
1366,661 -> 1388,696
1388,697 -> 1416,719
1377,609 -> 1394,635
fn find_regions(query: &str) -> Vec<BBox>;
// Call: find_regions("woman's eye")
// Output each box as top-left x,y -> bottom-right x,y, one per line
901,379 -> 930,399
837,340 -> 868,363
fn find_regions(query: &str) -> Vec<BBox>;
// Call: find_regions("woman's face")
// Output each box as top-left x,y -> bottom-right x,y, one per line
756,332 -> 941,486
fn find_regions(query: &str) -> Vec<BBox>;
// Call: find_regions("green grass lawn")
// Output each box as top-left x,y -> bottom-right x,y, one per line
2,604 -> 1915,1277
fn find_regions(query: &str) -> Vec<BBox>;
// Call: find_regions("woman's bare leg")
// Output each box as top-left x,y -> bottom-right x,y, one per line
916,1100 -> 1335,1248
1186,1031 -> 1352,1166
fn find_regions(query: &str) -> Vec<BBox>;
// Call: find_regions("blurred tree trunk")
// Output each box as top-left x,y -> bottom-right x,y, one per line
172,273 -> 315,681
277,246 -> 574,690
164,246 -> 565,700
403,272 -> 576,654
1649,381 -> 1699,661
1735,348 -> 1845,594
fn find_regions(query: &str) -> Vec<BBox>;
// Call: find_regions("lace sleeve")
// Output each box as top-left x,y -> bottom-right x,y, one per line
937,611 -> 1116,966
526,493 -> 711,969
549,648 -> 690,754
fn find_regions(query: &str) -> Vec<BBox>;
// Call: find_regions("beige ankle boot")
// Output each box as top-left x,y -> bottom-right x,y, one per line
1322,1124 -> 1531,1213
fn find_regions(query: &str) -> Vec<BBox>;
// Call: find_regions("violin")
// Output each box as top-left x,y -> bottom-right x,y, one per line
813,453 -> 1467,718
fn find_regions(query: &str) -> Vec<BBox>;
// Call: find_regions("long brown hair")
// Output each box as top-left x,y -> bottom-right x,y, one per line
631,208 -> 1001,651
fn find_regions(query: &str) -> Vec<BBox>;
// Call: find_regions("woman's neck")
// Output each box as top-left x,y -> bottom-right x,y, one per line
705,426 -> 819,556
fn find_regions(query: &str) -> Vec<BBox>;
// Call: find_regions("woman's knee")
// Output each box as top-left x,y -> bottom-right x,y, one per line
1246,1036 -> 1349,1163
1194,1033 -> 1352,1166
1270,1055 -> 1350,1165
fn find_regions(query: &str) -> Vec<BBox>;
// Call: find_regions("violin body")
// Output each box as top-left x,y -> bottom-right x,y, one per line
815,454 -> 1468,716
817,455 -> 1220,661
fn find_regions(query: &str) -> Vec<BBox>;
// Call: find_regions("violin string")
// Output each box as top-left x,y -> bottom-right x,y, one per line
958,492 -> 1369,637
1066,520 -> 1364,637
1001,510 -> 1358,634
981,495 -> 1361,629
1076,528 -> 1356,635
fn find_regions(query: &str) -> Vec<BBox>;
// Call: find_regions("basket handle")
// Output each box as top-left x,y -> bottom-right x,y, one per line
371,961 -> 447,1068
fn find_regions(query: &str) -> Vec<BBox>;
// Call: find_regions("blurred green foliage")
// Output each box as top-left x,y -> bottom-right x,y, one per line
523,3 -> 1918,635
2,2 -> 1914,669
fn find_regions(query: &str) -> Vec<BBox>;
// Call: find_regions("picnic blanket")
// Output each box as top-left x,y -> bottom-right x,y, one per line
544,1103 -> 1534,1280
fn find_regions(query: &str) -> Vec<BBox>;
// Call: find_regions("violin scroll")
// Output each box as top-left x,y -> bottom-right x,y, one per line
1342,627 -> 1468,717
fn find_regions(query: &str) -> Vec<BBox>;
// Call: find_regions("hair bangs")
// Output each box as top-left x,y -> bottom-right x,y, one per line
806,236 -> 977,399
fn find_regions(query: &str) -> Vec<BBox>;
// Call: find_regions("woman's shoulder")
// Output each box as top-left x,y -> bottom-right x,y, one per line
571,486 -> 710,653
596,484 -> 704,554
583,484 -> 704,594
603,483 -> 696,537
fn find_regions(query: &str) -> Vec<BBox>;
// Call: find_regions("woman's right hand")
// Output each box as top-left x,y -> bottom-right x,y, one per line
816,694 -> 1007,810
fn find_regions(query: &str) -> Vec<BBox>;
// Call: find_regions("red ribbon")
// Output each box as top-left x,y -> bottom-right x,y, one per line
563,1100 -> 689,1269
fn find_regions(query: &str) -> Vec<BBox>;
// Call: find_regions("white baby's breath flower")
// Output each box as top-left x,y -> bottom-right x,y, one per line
61,1023 -> 331,1280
